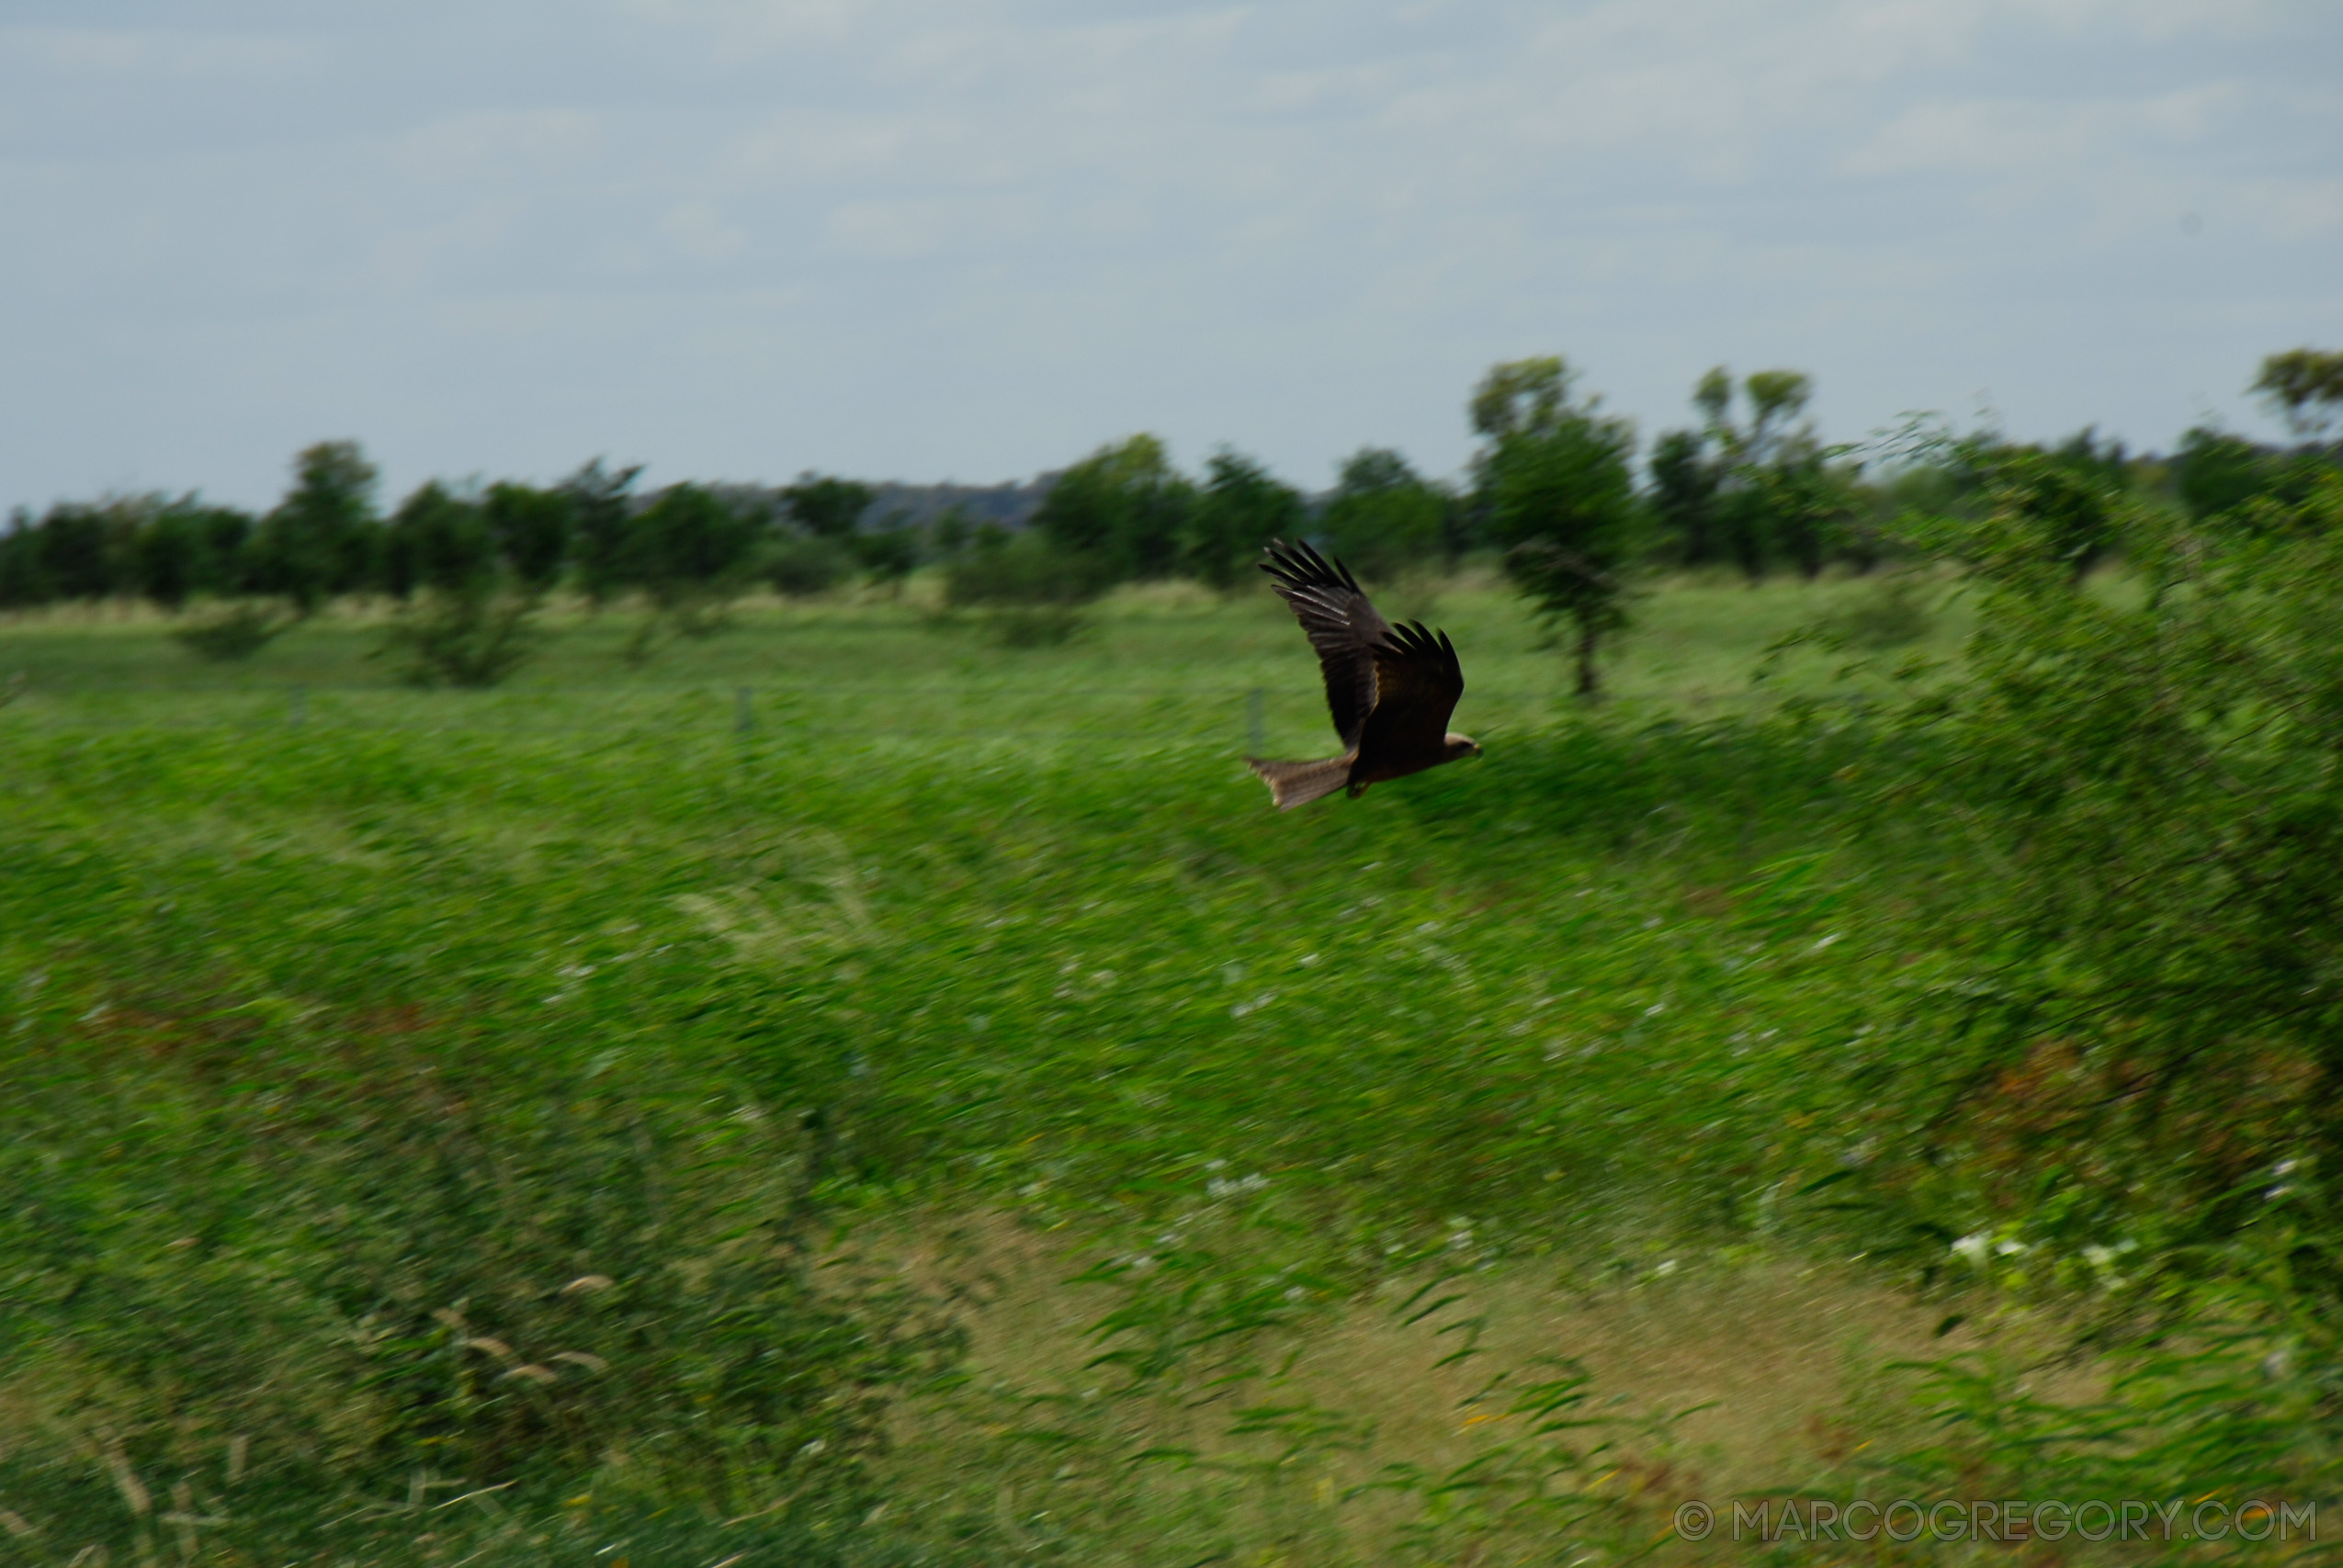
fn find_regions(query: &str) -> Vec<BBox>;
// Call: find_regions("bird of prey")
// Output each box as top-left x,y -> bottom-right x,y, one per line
1248,540 -> 1478,809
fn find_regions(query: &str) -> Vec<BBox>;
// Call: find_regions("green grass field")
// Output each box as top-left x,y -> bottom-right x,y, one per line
0,572 -> 2317,1565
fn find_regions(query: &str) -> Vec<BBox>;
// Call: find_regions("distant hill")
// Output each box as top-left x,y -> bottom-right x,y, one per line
864,477 -> 1057,531
699,475 -> 1061,533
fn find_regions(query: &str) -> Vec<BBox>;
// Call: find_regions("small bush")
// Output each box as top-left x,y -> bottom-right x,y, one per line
944,532 -> 1108,610
943,531 -> 1108,649
171,601 -> 296,660
618,587 -> 737,667
1857,470 -> 2343,1296
379,590 -> 542,687
768,534 -> 854,598
852,526 -> 921,592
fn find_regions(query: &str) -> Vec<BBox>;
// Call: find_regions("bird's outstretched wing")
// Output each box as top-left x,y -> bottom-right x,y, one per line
1261,539 -> 1394,747
1356,620 -> 1465,765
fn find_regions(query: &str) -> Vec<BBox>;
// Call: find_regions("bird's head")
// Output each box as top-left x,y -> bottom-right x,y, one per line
1445,731 -> 1483,760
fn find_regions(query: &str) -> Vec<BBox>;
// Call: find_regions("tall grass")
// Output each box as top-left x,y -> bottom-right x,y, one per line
0,558 -> 2331,1562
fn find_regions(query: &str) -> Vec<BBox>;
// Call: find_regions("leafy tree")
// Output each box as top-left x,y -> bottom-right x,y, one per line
0,496 -> 164,605
2167,426 -> 2332,526
1741,369 -> 1812,440
634,484 -> 763,597
375,479 -> 549,687
158,492 -> 290,660
1880,426 -> 2126,580
2252,347 -> 2343,438
24,502 -> 124,602
379,496 -> 424,603
0,510 -> 40,608
130,508 -> 201,611
1183,448 -> 1304,590
2038,427 -> 2127,578
247,440 -> 380,615
1757,451 -> 1858,580
483,482 -> 574,595
1472,358 -> 1576,439
1858,446 -> 1969,558
1833,423 -> 2119,581
1714,367 -> 1804,580
133,499 -> 254,611
1471,356 -> 1643,697
851,516 -> 921,592
384,481 -> 494,600
1685,367 -> 1860,581
1647,429 -> 1721,568
620,484 -> 765,659
1978,451 -> 2118,583
1318,447 -> 1447,580
2170,428 -> 2268,520
1034,434 -> 1193,582
2052,424 -> 2129,488
561,458 -> 645,605
99,500 -> 152,597
783,475 -> 876,540
189,502 -> 255,596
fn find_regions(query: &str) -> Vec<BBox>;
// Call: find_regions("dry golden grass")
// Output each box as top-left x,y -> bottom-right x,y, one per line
852,1215 -> 2092,1562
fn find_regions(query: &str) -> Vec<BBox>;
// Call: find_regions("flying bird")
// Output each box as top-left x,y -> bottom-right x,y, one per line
1248,540 -> 1479,810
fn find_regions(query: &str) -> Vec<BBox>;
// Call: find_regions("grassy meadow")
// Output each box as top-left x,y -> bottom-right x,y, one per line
1,568 -> 2327,1565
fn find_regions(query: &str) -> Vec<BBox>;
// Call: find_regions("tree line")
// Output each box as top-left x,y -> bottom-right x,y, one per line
3,348 -> 2335,684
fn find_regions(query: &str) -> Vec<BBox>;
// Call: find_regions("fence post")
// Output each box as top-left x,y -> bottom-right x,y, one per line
1246,687 -> 1264,756
735,686 -> 753,736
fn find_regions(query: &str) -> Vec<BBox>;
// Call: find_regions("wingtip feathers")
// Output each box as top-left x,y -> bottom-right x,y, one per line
1260,538 -> 1362,596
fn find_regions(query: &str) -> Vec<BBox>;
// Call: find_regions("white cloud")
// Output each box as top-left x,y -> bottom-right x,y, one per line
1845,84 -> 2242,176
659,198 -> 751,263
390,109 -> 607,185
0,0 -> 2336,508
0,25 -> 318,81
605,0 -> 863,51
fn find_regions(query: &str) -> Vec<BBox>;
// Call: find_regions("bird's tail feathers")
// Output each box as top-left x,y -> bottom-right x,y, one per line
1247,755 -> 1352,811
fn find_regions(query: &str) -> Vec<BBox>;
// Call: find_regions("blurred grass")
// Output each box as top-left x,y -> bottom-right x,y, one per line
3,569 -> 2316,1565
0,567 -> 1965,737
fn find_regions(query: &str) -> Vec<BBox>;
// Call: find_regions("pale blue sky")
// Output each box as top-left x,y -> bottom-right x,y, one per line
4,0 -> 2337,512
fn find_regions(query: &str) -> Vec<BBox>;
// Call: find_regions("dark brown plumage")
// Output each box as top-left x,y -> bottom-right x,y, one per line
1248,540 -> 1478,809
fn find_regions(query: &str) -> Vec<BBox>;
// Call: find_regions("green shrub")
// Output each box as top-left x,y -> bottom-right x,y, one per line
944,529 -> 1111,648
943,530 -> 1106,609
171,600 -> 297,660
619,484 -> 766,662
378,589 -> 542,687
1860,469 -> 2343,1294
768,534 -> 854,598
